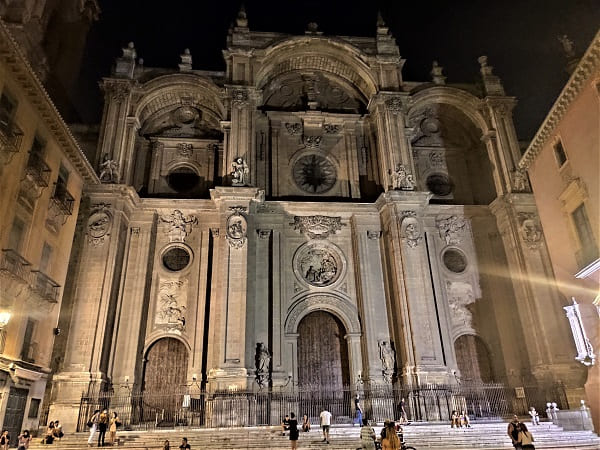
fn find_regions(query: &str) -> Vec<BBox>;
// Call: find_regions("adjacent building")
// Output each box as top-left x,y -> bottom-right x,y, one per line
520,30 -> 600,431
0,20 -> 98,443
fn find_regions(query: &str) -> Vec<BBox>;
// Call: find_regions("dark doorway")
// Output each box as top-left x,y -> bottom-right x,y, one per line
297,311 -> 350,388
4,387 -> 28,447
454,334 -> 494,382
143,338 -> 189,393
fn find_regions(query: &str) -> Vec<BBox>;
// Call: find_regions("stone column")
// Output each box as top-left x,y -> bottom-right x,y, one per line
207,187 -> 259,390
490,194 -> 585,395
226,87 -> 257,185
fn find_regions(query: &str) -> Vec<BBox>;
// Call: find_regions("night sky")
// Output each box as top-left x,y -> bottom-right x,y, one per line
75,0 -> 600,140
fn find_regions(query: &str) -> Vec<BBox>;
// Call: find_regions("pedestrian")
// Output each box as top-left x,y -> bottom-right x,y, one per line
518,422 -> 535,449
162,440 -> 170,450
301,414 -> 310,432
507,415 -> 522,449
381,422 -> 400,450
289,412 -> 299,449
360,418 -> 376,450
399,398 -> 408,424
0,430 -> 10,450
529,407 -> 539,425
179,437 -> 191,449
53,420 -> 63,440
355,394 -> 363,426
108,412 -> 120,445
97,408 -> 109,446
87,409 -> 100,447
319,408 -> 332,444
550,402 -> 559,421
17,430 -> 32,450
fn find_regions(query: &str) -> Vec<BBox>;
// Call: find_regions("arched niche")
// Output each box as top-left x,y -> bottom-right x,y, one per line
284,294 -> 361,335
454,334 -> 495,383
408,98 -> 496,205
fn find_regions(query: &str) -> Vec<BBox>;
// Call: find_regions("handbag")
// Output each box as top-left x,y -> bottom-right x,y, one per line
87,420 -> 93,428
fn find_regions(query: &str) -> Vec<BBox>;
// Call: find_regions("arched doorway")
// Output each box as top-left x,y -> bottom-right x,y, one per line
143,337 -> 189,392
454,334 -> 494,382
297,311 -> 350,388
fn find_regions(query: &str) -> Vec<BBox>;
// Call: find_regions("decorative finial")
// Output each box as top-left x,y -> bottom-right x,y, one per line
236,4 -> 248,27
377,11 -> 385,27
307,22 -> 319,33
558,34 -> 576,59
431,61 -> 446,85
114,41 -> 137,77
179,48 -> 192,72
478,55 -> 488,68
478,55 -> 505,96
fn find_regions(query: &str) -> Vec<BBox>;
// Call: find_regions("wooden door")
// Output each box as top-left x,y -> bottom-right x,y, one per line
143,338 -> 189,393
454,334 -> 494,382
297,311 -> 350,388
4,387 -> 27,447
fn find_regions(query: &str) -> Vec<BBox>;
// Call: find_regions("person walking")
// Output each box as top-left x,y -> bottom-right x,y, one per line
399,398 -> 408,425
289,412 -> 299,449
507,415 -> 522,449
87,410 -> 100,447
97,409 -> 109,447
17,430 -> 32,450
360,418 -> 376,450
518,423 -> 535,449
319,408 -> 332,444
354,394 -> 363,426
108,412 -> 120,445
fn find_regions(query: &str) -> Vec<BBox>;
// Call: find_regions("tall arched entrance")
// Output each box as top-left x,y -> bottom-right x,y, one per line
454,334 -> 494,382
297,311 -> 350,388
143,337 -> 189,392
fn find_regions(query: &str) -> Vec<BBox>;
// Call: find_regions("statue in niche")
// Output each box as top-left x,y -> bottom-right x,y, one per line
99,154 -> 119,183
391,164 -> 416,190
231,157 -> 249,186
255,342 -> 271,388
512,169 -> 529,192
378,340 -> 396,383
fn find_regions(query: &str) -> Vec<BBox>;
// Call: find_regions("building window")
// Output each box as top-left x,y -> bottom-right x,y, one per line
28,398 -> 41,419
20,318 -> 37,363
572,203 -> 598,267
0,89 -> 17,134
40,242 -> 53,273
554,140 -> 568,167
8,217 -> 26,252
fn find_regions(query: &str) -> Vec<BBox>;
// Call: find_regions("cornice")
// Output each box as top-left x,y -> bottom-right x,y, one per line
520,30 -> 600,170
0,20 -> 99,184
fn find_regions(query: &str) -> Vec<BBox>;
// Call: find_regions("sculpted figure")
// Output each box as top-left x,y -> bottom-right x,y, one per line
99,154 -> 119,183
231,157 -> 249,186
255,342 -> 271,388
379,340 -> 396,383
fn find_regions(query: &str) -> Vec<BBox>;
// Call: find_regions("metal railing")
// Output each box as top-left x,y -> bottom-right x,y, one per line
75,382 -> 567,432
0,121 -> 23,163
30,270 -> 60,303
24,151 -> 51,188
50,181 -> 75,215
0,248 -> 31,283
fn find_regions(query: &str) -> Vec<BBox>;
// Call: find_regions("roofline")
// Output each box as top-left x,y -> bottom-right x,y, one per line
519,30 -> 600,170
0,20 -> 99,184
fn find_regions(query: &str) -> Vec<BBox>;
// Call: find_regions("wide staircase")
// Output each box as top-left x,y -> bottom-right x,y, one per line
29,421 -> 600,449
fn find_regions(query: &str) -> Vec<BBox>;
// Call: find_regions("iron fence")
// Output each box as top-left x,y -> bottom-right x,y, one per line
76,382 -> 567,432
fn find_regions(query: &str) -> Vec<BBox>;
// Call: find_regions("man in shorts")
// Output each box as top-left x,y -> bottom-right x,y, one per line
319,408 -> 332,444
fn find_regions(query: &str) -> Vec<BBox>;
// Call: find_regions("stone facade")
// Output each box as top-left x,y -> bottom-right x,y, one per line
0,21 -> 97,442
47,13 -> 586,431
521,30 -> 600,431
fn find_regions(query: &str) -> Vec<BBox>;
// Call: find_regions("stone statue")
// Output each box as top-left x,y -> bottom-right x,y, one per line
99,154 -> 119,183
558,35 -> 576,59
391,164 -> 416,190
160,209 -> 198,242
378,340 -> 396,383
231,157 -> 249,186
255,342 -> 271,388
512,169 -> 529,192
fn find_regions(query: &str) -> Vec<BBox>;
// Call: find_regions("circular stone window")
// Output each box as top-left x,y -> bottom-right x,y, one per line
162,246 -> 191,271
292,154 -> 337,194
442,249 -> 468,273
167,167 -> 200,193
293,242 -> 345,287
426,173 -> 454,196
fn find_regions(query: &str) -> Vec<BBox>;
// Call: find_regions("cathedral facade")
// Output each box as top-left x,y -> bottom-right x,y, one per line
48,12 -> 586,430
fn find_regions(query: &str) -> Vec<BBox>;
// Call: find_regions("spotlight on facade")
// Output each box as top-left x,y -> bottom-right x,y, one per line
0,312 -> 11,329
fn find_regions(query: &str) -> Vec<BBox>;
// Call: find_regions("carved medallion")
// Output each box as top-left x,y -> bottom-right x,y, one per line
304,136 -> 322,148
226,208 -> 248,249
323,124 -> 340,134
293,242 -> 344,287
518,212 -> 542,250
87,204 -> 112,247
176,143 -> 193,158
291,215 -> 344,239
292,154 -> 336,194
285,123 -> 302,135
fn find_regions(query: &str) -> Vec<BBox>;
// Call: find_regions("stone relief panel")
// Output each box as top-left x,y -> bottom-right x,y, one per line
87,203 -> 112,247
159,210 -> 198,243
156,279 -> 187,331
293,241 -> 345,288
436,215 -> 467,245
518,213 -> 543,250
290,215 -> 344,239
226,207 -> 248,249
445,280 -> 476,332
400,211 -> 422,248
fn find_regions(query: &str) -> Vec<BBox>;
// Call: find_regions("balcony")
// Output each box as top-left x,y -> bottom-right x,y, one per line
49,181 -> 75,216
0,121 -> 23,166
0,248 -> 31,284
23,151 -> 51,188
29,270 -> 60,304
